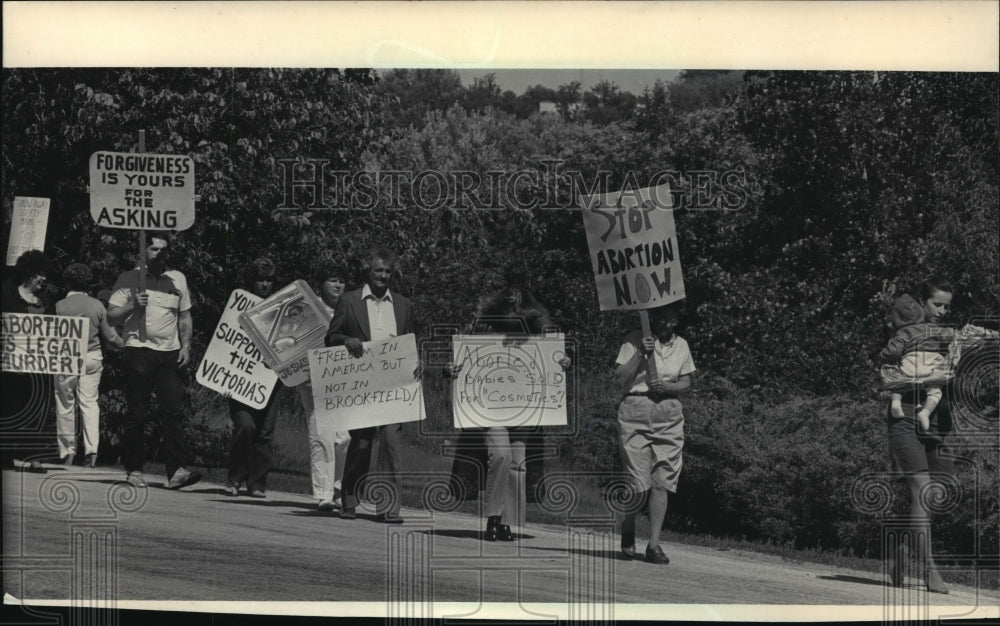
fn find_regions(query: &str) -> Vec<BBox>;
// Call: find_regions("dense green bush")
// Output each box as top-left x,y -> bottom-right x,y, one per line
562,371 -> 998,559
4,68 -> 996,560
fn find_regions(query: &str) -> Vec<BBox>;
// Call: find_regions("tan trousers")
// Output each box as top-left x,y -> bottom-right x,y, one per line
53,350 -> 103,458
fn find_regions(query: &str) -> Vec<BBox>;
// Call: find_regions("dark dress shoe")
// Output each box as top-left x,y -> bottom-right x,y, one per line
621,545 -> 638,560
377,513 -> 404,524
484,515 -> 501,541
645,545 -> 670,564
340,507 -> 356,520
496,524 -> 515,541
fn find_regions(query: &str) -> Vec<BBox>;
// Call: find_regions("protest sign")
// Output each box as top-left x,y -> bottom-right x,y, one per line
238,280 -> 331,387
6,197 -> 50,266
580,182 -> 685,310
451,334 -> 567,429
196,289 -> 278,409
309,334 -> 424,433
89,151 -> 195,230
1,313 -> 88,375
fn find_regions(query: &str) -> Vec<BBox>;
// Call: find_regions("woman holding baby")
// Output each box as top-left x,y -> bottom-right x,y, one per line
879,278 -> 957,594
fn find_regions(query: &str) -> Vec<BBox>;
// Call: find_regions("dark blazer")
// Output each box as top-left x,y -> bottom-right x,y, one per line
325,287 -> 416,346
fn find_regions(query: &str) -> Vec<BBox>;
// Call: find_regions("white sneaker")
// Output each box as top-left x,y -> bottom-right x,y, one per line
126,471 -> 147,488
166,467 -> 202,490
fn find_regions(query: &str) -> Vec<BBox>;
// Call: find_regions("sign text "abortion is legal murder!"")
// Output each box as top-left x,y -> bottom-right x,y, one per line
1,313 -> 88,375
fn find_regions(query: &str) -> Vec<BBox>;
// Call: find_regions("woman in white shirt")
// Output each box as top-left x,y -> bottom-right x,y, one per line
614,301 -> 695,564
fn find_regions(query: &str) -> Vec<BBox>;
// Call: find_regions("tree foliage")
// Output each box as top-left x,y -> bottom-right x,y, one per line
3,68 -> 997,556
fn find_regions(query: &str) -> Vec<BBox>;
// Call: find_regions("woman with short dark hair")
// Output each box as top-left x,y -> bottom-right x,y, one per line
225,257 -> 283,497
2,250 -> 56,469
885,278 -> 956,594
614,300 -> 695,565
53,263 -> 124,467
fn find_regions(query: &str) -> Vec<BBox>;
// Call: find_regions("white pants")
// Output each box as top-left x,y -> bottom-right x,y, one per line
485,427 -> 527,528
297,382 -> 350,501
53,350 -> 103,458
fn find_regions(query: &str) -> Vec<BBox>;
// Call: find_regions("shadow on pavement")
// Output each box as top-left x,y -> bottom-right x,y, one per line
417,528 -> 537,541
213,498 -> 317,510
522,544 -> 626,561
817,574 -> 886,588
57,477 -> 127,486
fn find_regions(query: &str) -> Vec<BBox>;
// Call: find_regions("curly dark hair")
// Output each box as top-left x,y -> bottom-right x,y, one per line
62,263 -> 94,292
12,250 -> 52,285
313,258 -> 348,287
249,257 -> 277,282
650,298 -> 687,322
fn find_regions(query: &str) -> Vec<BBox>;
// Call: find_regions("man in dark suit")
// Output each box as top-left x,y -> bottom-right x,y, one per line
325,246 -> 417,523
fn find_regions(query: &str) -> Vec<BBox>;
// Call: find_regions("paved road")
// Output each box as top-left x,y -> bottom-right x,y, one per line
3,466 -> 997,620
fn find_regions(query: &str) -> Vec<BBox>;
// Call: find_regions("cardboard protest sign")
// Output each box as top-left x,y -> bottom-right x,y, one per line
308,334 -> 424,433
1,313 -> 88,375
580,182 -> 685,310
196,289 -> 278,408
452,334 -> 567,429
238,280 -> 331,387
89,151 -> 195,230
6,197 -> 50,266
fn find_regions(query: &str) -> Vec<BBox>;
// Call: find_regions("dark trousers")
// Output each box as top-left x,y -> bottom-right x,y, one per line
121,347 -> 190,478
227,389 -> 280,492
1,372 -> 55,467
342,422 -> 403,515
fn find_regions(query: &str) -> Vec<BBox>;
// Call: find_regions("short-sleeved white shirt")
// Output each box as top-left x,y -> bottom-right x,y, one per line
616,334 -> 696,393
109,268 -> 191,351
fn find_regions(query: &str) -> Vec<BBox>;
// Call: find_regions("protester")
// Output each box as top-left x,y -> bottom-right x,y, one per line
325,247 -> 418,523
1,250 -> 56,469
880,293 -> 998,434
107,235 -> 201,489
297,259 -> 351,511
448,274 -> 570,541
879,294 -> 954,433
225,257 -> 283,497
615,301 -> 695,564
53,263 -> 124,467
884,278 -> 956,594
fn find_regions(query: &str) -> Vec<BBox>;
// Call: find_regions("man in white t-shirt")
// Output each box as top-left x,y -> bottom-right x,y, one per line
108,235 -> 201,490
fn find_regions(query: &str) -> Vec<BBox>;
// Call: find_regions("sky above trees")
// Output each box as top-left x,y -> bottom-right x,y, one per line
452,69 -> 681,94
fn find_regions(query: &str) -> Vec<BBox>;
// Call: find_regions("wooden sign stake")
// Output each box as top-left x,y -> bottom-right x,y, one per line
137,130 -> 147,341
639,309 -> 658,382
